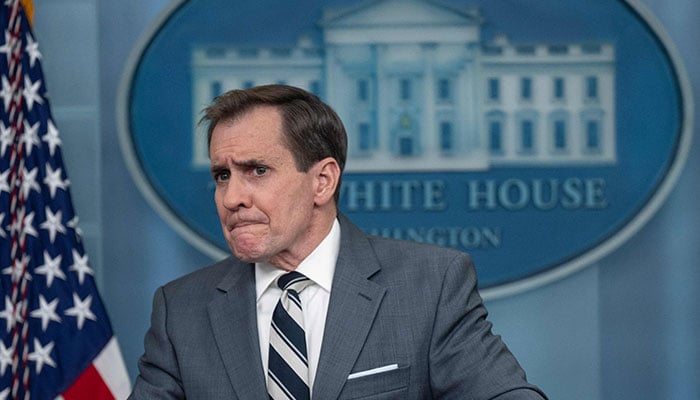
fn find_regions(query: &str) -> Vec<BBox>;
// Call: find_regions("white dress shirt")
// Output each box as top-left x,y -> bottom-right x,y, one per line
255,218 -> 340,394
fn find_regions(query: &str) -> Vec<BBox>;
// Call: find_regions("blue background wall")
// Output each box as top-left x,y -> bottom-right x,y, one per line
33,0 -> 698,398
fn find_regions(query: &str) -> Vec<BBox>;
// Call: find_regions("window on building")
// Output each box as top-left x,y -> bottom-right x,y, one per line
487,110 -> 506,154
585,76 -> 599,100
488,78 -> 500,101
239,48 -> 258,58
310,80 -> 321,97
516,110 -> 539,154
549,110 -> 569,153
399,136 -> 413,156
359,122 -> 371,152
515,45 -> 536,55
554,120 -> 567,150
521,77 -> 533,100
520,119 -> 535,153
437,78 -> 451,101
548,45 -> 568,55
521,120 -> 535,152
553,77 -> 565,100
400,79 -> 412,101
205,47 -> 226,58
357,79 -> 369,102
482,45 -> 503,55
581,108 -> 604,154
581,44 -> 602,54
440,122 -> 453,152
210,81 -> 223,99
585,120 -> 601,152
489,120 -> 503,154
270,48 -> 291,57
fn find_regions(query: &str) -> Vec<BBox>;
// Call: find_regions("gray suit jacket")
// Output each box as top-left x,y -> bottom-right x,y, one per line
130,215 -> 546,399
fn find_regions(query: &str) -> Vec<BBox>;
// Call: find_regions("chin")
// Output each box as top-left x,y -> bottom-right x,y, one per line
229,245 -> 266,263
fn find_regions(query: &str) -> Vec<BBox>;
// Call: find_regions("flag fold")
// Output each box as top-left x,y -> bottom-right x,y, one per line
0,1 -> 131,399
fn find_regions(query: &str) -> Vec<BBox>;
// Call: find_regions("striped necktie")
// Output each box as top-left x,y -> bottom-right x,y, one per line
267,271 -> 313,400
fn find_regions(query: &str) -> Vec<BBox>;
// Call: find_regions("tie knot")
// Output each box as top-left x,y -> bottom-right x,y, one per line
277,271 -> 312,293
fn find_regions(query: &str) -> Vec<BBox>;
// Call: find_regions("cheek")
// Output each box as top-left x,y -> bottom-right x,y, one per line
284,183 -> 315,209
289,191 -> 317,223
214,192 -> 225,214
265,188 -> 308,225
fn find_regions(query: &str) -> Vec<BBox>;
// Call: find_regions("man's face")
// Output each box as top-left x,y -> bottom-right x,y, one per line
209,106 -> 320,268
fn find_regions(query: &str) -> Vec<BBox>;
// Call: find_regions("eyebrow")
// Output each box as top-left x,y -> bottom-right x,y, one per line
234,159 -> 266,167
210,158 -> 267,174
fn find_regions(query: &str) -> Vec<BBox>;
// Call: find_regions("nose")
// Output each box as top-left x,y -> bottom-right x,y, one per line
220,176 -> 252,210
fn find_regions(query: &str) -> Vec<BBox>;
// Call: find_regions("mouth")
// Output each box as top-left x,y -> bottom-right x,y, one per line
232,221 -> 256,228
227,220 -> 264,233
223,211 -> 269,234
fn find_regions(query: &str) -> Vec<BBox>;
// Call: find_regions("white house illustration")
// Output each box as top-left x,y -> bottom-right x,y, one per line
191,0 -> 616,172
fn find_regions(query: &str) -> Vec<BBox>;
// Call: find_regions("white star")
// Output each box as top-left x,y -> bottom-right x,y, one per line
0,75 -> 11,112
7,208 -> 33,239
7,209 -> 38,240
67,215 -> 83,239
34,251 -> 65,288
0,297 -> 17,333
20,120 -> 40,156
0,340 -> 13,376
6,206 -> 23,237
64,293 -> 96,329
69,249 -> 93,285
0,214 -> 5,239
21,76 -> 43,111
0,388 -> 9,400
20,167 -> 40,199
0,297 -> 25,333
40,207 -> 66,243
0,30 -> 12,67
42,164 -> 68,198
42,120 -> 62,156
0,121 -> 12,156
21,211 -> 38,239
28,338 -> 56,374
2,255 -> 31,285
0,169 -> 10,197
6,213 -> 19,237
24,33 -> 41,68
30,294 -> 62,332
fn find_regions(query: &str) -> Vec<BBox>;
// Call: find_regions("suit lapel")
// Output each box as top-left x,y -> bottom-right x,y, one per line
313,216 -> 386,399
208,263 -> 268,400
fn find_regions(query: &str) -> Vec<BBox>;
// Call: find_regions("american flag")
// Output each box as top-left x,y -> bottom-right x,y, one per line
0,1 -> 131,399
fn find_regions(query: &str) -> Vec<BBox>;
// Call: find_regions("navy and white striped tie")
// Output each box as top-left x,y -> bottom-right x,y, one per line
267,271 -> 313,400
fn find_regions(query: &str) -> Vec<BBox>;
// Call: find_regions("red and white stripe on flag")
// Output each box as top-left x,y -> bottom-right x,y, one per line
0,1 -> 131,398
60,339 -> 131,400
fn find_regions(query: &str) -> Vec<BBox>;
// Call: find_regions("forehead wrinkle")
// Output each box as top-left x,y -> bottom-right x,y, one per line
209,106 -> 291,169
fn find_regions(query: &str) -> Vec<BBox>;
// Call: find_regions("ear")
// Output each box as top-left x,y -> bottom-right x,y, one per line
313,157 -> 341,207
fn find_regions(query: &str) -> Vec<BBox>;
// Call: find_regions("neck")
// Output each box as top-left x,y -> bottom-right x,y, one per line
268,208 -> 336,271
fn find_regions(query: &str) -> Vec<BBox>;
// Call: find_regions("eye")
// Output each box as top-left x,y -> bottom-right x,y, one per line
253,166 -> 268,176
213,170 -> 230,183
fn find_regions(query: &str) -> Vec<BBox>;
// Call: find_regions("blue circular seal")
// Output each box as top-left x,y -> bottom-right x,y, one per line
118,0 -> 693,298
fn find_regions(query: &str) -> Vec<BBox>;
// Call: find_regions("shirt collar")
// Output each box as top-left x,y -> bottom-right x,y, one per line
255,218 -> 340,301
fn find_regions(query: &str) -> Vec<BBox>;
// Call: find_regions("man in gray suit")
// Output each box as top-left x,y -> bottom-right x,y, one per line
130,84 -> 547,399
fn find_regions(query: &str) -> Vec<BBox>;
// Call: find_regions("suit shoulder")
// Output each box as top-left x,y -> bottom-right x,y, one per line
161,257 -> 245,296
365,233 -> 473,267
